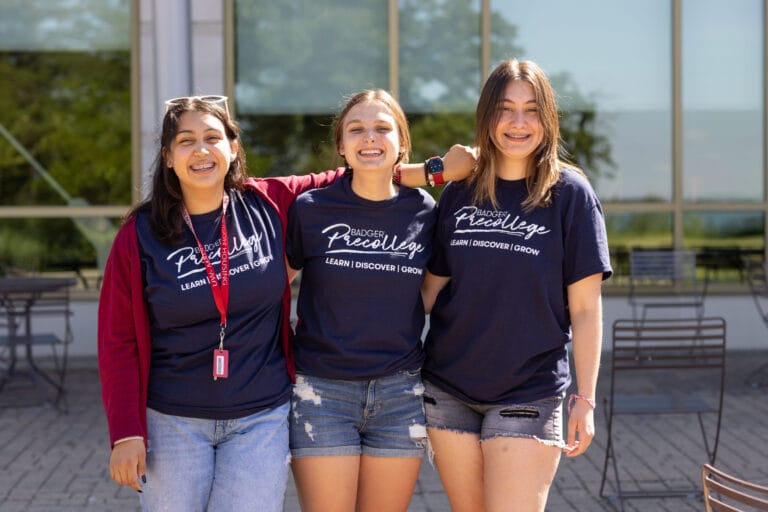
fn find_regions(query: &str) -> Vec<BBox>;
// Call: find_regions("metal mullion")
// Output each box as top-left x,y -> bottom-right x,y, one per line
389,0 -> 399,99
0,206 -> 129,218
481,0 -> 490,79
224,0 -> 235,113
672,0 -> 683,249
131,0 -> 140,205
764,0 -> 768,262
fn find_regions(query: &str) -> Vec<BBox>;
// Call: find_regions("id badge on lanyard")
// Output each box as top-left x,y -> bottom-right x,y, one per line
182,195 -> 231,380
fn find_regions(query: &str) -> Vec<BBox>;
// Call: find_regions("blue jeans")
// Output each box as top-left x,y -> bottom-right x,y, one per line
139,402 -> 290,512
290,369 -> 426,458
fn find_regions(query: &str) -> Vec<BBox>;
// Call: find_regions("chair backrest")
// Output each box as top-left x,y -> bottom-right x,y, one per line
610,317 -> 726,416
702,463 -> 768,511
630,249 -> 697,282
612,316 -> 725,372
628,249 -> 707,304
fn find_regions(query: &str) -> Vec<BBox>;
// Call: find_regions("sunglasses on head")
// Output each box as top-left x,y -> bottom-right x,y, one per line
164,95 -> 230,117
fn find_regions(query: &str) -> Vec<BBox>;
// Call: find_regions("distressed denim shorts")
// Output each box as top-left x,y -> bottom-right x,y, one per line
423,380 -> 565,447
289,369 -> 427,458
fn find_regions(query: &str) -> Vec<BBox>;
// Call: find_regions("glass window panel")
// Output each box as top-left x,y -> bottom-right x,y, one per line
235,0 -> 388,176
0,0 -> 131,206
684,211 -> 764,250
605,212 -> 673,282
682,0 -> 763,202
398,1 -> 480,186
0,217 -> 120,278
235,0 -> 388,115
491,0 -> 672,202
684,211 -> 764,283
398,0 -> 481,113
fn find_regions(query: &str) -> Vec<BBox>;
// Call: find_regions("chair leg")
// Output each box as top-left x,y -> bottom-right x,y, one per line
697,412 -> 713,464
599,432 -> 612,497
599,401 -> 626,511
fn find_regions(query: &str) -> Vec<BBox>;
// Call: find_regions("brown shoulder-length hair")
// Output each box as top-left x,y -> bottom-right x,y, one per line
127,97 -> 248,243
469,58 -> 581,210
332,89 -> 412,167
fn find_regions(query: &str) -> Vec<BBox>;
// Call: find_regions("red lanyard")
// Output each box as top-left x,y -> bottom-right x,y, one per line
182,194 -> 230,346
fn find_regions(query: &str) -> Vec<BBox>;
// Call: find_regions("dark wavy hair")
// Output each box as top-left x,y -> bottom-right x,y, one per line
127,97 -> 248,243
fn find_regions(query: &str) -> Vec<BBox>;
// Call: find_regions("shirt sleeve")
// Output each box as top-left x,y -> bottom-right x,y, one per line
562,176 -> 613,285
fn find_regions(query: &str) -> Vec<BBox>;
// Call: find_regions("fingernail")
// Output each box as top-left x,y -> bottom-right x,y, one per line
141,475 -> 147,483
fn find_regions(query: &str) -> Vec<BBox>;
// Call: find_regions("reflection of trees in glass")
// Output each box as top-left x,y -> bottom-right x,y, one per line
236,0 -> 613,189
235,0 -> 387,114
606,212 -> 672,249
235,0 -> 388,176
0,219 -> 100,274
0,52 -> 131,205
0,50 -> 130,271
0,0 -> 129,52
684,212 -> 764,249
488,4 -> 615,181
552,73 -> 616,180
398,0 -> 485,113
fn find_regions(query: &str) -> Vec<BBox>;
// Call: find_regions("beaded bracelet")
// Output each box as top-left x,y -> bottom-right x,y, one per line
568,393 -> 596,413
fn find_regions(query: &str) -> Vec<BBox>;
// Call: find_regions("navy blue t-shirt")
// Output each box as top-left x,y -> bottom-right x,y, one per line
137,188 -> 291,419
424,168 -> 612,404
287,176 -> 436,379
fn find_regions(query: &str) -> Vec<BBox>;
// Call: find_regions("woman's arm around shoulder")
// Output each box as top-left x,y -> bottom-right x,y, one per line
399,145 -> 477,188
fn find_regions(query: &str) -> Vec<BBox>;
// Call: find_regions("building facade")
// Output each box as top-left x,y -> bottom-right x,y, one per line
1,0 -> 767,354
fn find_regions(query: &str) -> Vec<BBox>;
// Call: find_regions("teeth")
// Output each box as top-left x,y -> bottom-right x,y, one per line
191,162 -> 214,170
360,150 -> 382,156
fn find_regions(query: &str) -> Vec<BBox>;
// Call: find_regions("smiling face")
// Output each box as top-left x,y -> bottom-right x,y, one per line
492,80 -> 544,175
338,100 -> 402,174
165,111 -> 238,210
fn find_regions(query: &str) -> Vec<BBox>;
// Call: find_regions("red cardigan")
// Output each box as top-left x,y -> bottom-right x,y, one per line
98,171 -> 343,447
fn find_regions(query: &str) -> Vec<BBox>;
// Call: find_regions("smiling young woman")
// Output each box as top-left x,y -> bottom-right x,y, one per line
420,59 -> 613,512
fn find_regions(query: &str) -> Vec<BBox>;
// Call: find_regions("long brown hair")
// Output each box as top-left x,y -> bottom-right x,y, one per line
469,58 -> 580,210
128,97 -> 248,243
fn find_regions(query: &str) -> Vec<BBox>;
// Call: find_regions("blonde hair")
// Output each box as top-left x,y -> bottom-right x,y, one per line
469,58 -> 581,210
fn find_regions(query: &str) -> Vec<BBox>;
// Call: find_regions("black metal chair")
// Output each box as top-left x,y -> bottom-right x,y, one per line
600,317 -> 726,510
702,463 -> 768,511
0,282 -> 73,411
745,259 -> 768,387
628,249 -> 708,323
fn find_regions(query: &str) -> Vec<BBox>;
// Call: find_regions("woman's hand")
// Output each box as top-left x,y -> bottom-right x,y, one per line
109,439 -> 146,491
562,399 -> 595,457
442,144 -> 478,182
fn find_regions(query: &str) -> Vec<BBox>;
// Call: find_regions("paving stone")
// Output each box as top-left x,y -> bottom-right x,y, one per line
1,351 -> 766,511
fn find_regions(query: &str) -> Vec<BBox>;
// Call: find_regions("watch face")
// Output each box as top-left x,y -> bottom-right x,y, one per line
427,157 -> 444,174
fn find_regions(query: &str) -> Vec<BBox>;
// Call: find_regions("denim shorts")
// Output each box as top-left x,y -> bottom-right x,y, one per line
289,369 -> 427,458
423,380 -> 565,447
